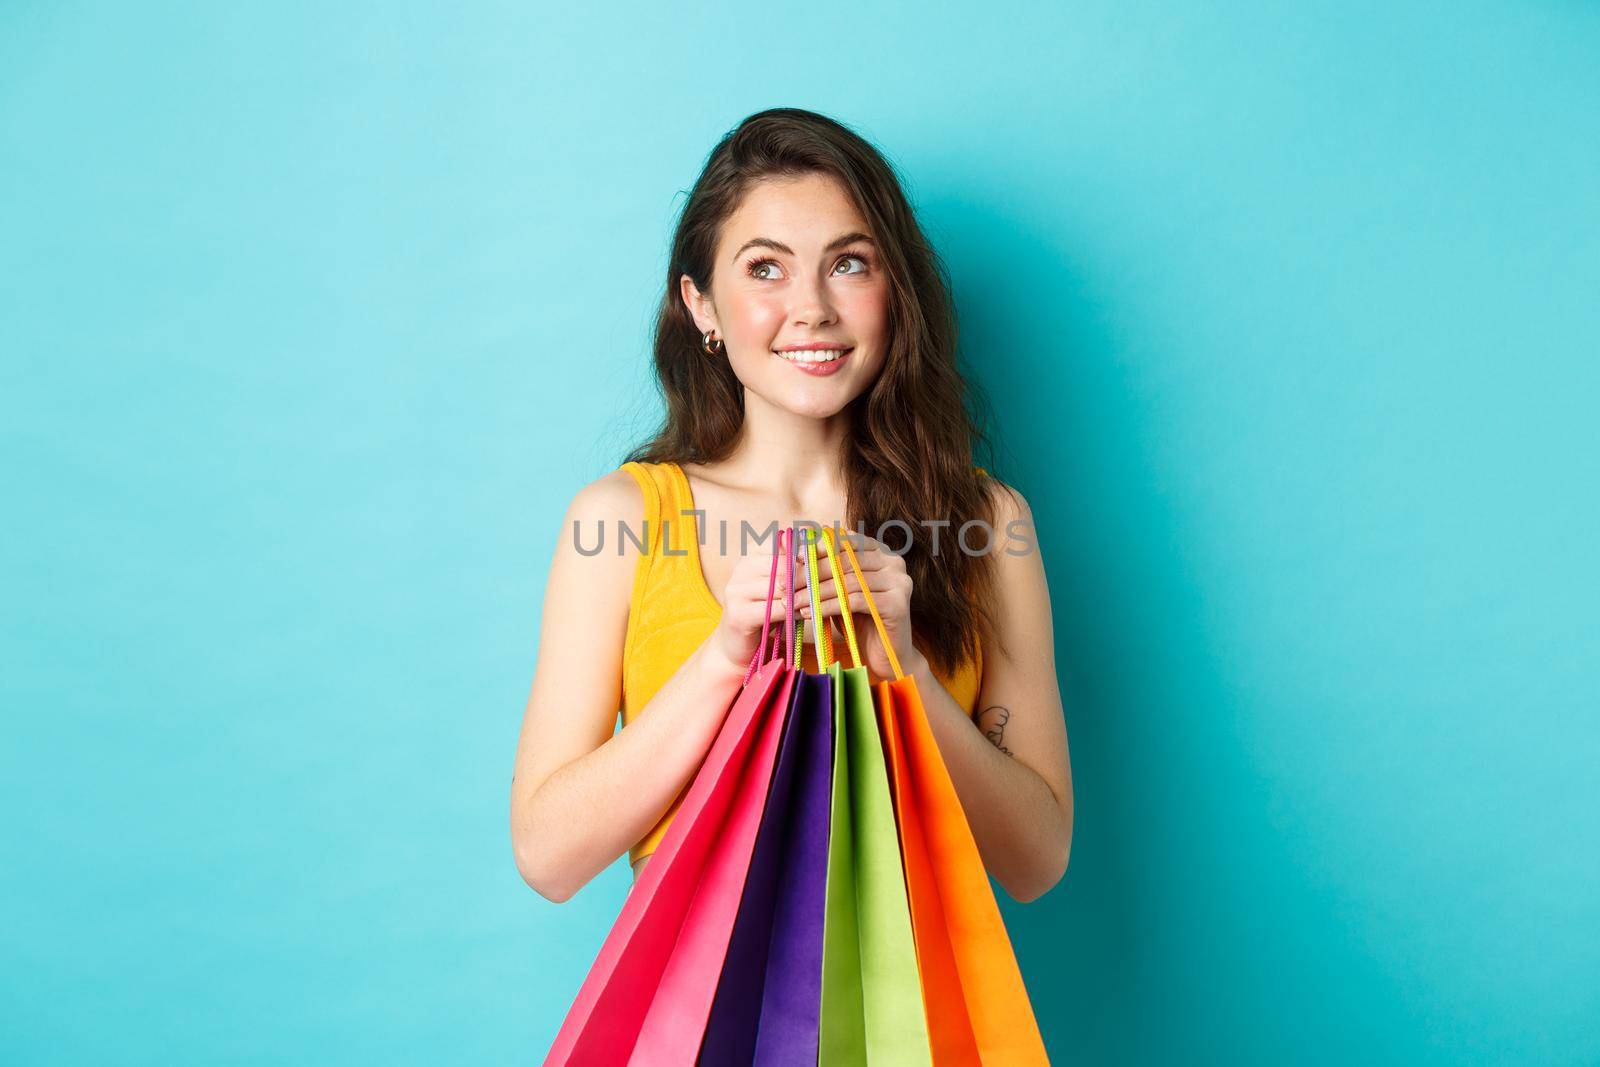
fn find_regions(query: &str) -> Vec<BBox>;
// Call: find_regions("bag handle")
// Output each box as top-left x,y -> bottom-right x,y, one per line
774,526 -> 794,666
784,524 -> 798,669
818,526 -> 863,670
762,526 -> 800,674
742,527 -> 787,686
838,530 -> 905,681
800,526 -> 833,669
791,526 -> 804,670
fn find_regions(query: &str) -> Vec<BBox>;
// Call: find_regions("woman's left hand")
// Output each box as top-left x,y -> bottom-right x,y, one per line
797,533 -> 921,681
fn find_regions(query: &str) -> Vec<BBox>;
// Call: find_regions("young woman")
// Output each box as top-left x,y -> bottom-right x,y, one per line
509,108 -> 1072,905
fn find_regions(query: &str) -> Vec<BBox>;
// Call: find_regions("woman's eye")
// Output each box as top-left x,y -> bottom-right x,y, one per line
835,253 -> 869,275
748,258 -> 783,280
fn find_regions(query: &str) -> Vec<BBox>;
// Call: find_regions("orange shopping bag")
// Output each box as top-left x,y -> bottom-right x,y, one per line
838,533 -> 1050,1066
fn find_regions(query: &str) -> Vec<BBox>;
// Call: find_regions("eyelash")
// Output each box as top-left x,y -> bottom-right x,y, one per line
744,252 -> 871,280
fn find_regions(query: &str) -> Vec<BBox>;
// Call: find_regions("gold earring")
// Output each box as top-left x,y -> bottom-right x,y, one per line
702,330 -> 725,355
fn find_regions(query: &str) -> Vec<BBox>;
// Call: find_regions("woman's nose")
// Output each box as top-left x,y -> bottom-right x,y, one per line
789,275 -> 838,328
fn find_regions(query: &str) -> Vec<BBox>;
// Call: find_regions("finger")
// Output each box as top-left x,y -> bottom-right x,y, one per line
793,550 -> 844,585
840,541 -> 904,575
824,561 -> 886,593
798,572 -> 853,608
792,546 -> 832,584
800,578 -> 900,617
807,565 -> 901,599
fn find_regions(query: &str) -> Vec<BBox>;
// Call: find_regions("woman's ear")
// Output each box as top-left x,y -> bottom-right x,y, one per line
679,273 -> 718,336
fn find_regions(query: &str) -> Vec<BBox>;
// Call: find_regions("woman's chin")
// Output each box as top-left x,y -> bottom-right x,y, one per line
774,387 -> 860,421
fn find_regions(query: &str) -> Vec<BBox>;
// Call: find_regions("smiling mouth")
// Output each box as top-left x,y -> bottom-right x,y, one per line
772,347 -> 853,364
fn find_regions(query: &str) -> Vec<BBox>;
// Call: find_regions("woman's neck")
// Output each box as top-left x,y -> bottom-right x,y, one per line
711,391 -> 851,510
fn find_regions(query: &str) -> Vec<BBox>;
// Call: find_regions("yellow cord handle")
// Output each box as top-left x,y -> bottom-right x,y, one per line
839,530 -> 904,681
819,527 -> 862,669
802,527 -> 833,668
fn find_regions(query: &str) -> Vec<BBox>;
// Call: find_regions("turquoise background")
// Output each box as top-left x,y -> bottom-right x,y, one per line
3,2 -> 1596,1063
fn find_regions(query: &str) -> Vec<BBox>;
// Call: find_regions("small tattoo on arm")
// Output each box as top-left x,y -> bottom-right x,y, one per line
977,705 -> 1014,757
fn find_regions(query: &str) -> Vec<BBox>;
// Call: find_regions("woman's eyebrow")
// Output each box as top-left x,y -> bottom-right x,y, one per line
731,231 -> 876,262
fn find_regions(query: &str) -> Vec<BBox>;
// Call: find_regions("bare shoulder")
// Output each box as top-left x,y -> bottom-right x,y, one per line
984,475 -> 1029,518
977,475 -> 1050,667
981,476 -> 1036,556
565,467 -> 645,528
547,467 -> 650,605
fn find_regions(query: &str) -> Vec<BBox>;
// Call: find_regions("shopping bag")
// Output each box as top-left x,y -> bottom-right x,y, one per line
814,526 -> 934,1066
838,534 -> 1050,1065
700,527 -> 836,1066
544,531 -> 797,1067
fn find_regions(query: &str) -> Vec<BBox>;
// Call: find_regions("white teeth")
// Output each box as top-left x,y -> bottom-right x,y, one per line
774,348 -> 850,363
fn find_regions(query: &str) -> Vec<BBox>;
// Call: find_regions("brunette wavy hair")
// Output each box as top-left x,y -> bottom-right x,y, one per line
624,107 -> 1016,676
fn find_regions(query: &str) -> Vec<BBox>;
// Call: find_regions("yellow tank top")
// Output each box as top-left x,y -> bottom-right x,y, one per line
618,460 -> 984,865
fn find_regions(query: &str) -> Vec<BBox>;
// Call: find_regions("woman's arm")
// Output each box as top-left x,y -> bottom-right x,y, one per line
802,485 -> 1073,902
508,472 -> 781,902
917,484 -> 1073,902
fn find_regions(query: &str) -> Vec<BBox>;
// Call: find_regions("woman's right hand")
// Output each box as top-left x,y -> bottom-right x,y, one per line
709,537 -> 795,674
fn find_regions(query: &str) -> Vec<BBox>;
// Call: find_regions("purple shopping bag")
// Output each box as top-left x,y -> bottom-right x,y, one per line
698,526 -> 835,1067
698,671 -> 834,1065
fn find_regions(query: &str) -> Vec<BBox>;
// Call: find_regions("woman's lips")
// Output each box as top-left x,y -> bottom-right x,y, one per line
773,347 -> 853,377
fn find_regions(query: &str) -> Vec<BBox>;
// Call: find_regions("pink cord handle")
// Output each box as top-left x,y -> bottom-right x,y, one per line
741,528 -> 786,686
785,524 -> 797,668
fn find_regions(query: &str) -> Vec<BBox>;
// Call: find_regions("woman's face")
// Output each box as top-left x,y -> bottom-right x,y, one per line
682,172 -> 891,419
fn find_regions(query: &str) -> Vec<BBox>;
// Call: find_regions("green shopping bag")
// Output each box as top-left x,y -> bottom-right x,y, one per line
811,526 -> 933,1066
